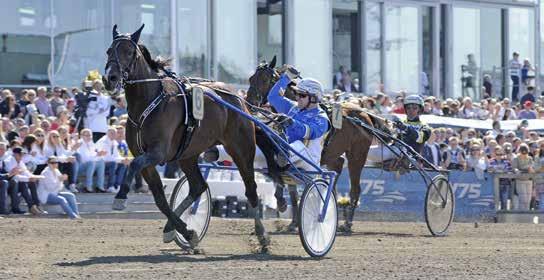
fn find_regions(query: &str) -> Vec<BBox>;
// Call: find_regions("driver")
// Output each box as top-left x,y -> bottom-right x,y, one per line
367,94 -> 432,163
204,67 -> 330,171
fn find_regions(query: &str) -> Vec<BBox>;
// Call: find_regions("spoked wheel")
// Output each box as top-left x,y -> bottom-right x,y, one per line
169,175 -> 212,249
297,179 -> 338,258
424,174 -> 455,236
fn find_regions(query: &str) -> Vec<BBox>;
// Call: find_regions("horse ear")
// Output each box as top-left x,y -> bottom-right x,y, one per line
112,24 -> 119,39
269,55 -> 277,69
130,24 -> 145,43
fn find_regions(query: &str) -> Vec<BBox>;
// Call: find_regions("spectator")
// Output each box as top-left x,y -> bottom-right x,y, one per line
511,143 -> 534,210
392,97 -> 405,114
0,95 -> 22,119
338,71 -> 353,93
38,156 -> 80,219
5,147 -> 44,215
521,58 -> 535,88
35,87 -> 54,117
0,142 -> 20,215
50,87 -> 66,116
44,130 -> 78,193
113,95 -> 128,117
534,141 -> 544,210
488,146 -> 513,210
51,108 -> 70,131
508,52 -> 522,101
518,101 -> 537,119
85,81 -> 110,142
422,129 -> 442,167
520,85 -> 536,106
443,137 -> 466,170
334,65 -> 345,88
21,134 -> 38,172
23,90 -> 39,125
465,144 -> 487,178
459,97 -> 478,119
31,128 -> 48,174
76,128 -> 106,192
483,74 -> 493,97
96,127 -> 122,193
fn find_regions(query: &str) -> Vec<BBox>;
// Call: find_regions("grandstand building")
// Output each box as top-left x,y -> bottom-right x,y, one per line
0,0 -> 542,100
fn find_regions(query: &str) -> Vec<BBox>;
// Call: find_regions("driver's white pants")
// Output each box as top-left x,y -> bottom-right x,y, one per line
214,140 -> 319,171
366,144 -> 401,163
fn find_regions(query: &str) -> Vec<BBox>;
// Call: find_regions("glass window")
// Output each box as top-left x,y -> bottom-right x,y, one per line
332,0 -> 359,92
366,2 -> 381,95
115,0 -> 171,58
213,0 -> 257,84
257,0 -> 283,65
177,0 -> 209,78
385,5 -> 419,94
452,7 -> 480,99
292,0 -> 332,89
509,8 -> 535,98
52,0 -> 110,87
480,8 -> 503,98
0,0 -> 51,85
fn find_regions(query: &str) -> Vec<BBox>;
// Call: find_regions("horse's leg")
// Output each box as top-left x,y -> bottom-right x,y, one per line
341,148 -> 369,235
224,143 -> 270,252
163,156 -> 208,243
139,165 -> 198,248
113,154 -> 151,210
255,130 -> 287,212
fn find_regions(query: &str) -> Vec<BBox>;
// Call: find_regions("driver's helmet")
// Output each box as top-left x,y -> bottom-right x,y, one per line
293,78 -> 324,102
403,94 -> 424,109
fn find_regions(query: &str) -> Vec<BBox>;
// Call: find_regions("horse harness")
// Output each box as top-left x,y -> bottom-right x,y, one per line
107,35 -> 201,162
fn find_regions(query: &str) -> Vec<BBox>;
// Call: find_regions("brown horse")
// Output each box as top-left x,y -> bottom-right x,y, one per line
103,24 -> 270,250
247,57 -> 390,233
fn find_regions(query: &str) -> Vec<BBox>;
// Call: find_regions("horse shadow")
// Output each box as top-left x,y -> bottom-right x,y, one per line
55,251 -> 317,267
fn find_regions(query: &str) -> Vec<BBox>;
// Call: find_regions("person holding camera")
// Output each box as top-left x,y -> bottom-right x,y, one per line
83,81 -> 110,142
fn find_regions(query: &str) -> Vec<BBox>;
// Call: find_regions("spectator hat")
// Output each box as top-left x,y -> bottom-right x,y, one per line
47,156 -> 59,164
12,147 -> 25,154
524,101 -> 532,107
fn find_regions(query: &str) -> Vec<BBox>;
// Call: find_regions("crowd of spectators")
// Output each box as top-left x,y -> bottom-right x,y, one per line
0,73 -> 142,219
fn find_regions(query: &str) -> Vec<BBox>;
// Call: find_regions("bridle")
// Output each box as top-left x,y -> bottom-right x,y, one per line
105,36 -> 144,90
250,64 -> 279,108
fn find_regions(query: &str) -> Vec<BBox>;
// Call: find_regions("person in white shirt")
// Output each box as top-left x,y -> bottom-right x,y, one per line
38,156 -> 80,219
84,81 -> 110,142
44,130 -> 79,193
30,128 -> 48,174
96,127 -> 123,193
508,52 -> 522,101
5,147 -> 45,215
76,128 -> 106,192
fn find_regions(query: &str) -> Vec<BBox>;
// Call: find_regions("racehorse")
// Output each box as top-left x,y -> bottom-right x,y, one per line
102,24 -> 270,250
246,57 -> 390,233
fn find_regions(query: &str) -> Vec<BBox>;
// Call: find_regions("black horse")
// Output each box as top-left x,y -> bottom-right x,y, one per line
103,24 -> 270,250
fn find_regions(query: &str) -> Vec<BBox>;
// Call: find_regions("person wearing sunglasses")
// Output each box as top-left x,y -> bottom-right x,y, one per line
368,94 -> 432,165
37,156 -> 80,219
488,146 -> 513,210
266,66 -> 330,171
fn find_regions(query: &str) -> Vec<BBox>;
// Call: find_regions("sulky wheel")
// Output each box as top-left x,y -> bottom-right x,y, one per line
169,175 -> 212,249
297,178 -> 338,258
424,174 -> 455,236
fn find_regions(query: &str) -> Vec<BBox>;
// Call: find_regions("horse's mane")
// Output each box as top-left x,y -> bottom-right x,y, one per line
138,44 -> 171,72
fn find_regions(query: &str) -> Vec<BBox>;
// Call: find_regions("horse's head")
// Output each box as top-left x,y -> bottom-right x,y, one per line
246,56 -> 279,107
103,24 -> 145,91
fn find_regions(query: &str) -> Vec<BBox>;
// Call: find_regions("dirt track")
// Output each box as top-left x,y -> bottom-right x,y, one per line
0,217 -> 543,280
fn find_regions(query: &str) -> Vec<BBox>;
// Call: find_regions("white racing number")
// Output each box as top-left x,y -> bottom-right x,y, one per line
332,103 -> 343,129
193,87 -> 205,120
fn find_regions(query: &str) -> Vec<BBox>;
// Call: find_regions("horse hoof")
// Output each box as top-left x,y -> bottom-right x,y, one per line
112,199 -> 127,211
163,230 -> 176,243
287,221 -> 298,233
277,198 -> 287,213
186,230 -> 199,249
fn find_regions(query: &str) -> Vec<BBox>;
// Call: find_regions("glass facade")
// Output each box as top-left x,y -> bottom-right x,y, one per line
366,1 -> 382,95
213,0 -> 257,84
292,0 -> 332,89
0,0 -> 541,99
385,5 -> 419,94
257,0 -> 283,65
177,0 -> 209,78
